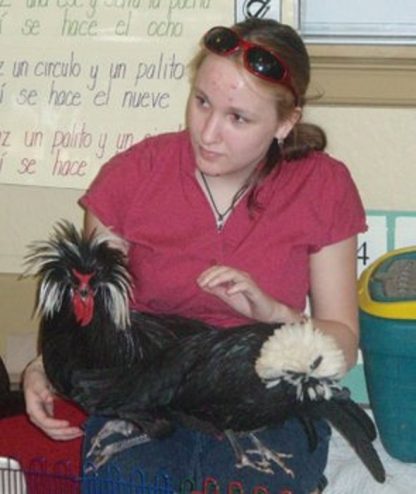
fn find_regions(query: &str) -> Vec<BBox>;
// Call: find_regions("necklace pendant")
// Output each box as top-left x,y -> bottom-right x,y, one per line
199,171 -> 249,234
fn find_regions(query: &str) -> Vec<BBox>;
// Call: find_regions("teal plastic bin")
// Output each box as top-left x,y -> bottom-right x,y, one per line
358,247 -> 416,462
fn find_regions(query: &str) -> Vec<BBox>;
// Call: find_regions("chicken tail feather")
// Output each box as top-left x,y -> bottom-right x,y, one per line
333,390 -> 377,441
310,397 -> 386,483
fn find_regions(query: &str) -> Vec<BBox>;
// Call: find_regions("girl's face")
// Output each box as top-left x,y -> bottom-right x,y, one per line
187,54 -> 293,181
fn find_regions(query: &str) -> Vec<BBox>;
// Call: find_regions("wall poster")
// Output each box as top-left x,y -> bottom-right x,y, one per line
0,1 -> 237,189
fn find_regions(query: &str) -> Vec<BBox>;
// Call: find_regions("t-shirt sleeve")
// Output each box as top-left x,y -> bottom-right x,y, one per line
313,159 -> 367,252
79,140 -> 151,238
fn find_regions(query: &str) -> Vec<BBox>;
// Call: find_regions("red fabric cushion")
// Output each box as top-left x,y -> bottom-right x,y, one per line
0,398 -> 86,475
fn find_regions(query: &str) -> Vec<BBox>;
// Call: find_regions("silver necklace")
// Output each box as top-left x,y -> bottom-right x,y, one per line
200,171 -> 249,231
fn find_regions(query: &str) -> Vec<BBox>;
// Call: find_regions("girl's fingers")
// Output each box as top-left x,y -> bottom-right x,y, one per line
198,266 -> 251,288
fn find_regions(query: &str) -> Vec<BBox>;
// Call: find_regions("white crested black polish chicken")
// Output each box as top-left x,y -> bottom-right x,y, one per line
75,319 -> 386,483
24,221 -> 216,437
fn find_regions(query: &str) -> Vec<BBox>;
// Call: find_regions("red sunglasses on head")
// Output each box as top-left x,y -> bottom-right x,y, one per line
203,26 -> 299,104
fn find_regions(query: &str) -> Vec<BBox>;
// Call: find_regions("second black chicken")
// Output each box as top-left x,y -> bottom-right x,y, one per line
75,319 -> 386,483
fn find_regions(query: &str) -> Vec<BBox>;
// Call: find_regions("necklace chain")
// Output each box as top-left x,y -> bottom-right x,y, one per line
200,171 -> 249,231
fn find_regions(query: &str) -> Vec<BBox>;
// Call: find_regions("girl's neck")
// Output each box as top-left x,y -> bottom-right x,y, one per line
196,170 -> 253,230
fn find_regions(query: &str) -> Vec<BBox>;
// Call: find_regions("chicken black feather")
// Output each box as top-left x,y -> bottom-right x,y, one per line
74,321 -> 385,483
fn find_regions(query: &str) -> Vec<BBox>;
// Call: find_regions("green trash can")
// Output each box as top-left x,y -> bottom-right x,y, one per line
358,246 -> 416,462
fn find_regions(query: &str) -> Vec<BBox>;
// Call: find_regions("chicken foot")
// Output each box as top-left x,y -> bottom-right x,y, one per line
225,430 -> 294,478
85,419 -> 150,472
246,432 -> 294,477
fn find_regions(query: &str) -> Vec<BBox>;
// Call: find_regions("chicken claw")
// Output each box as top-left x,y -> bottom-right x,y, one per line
85,419 -> 150,472
245,433 -> 294,478
225,430 -> 294,477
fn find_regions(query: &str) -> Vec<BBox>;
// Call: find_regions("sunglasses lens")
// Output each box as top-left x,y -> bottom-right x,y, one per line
204,27 -> 240,54
246,47 -> 286,81
202,27 -> 298,102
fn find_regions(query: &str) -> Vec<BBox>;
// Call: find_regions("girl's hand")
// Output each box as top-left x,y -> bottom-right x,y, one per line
23,357 -> 83,441
197,265 -> 293,323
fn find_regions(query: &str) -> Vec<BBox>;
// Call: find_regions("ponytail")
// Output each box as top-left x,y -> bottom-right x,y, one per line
246,122 -> 327,213
283,122 -> 327,160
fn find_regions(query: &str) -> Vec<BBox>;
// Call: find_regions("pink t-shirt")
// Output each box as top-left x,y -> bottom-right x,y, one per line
80,130 -> 367,327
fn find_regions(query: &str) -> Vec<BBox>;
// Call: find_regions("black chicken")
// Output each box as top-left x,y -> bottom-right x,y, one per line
76,320 -> 386,483
25,221 -> 216,436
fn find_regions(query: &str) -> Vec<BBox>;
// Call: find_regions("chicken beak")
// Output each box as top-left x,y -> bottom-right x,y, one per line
73,289 -> 94,326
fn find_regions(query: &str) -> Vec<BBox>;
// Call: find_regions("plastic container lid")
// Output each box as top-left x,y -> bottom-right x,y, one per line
358,246 -> 416,319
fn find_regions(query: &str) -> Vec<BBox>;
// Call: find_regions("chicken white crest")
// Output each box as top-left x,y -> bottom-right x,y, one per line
255,320 -> 347,399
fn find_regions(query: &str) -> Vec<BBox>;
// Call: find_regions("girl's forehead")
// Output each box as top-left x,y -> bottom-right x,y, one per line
196,55 -> 244,86
196,54 -> 277,104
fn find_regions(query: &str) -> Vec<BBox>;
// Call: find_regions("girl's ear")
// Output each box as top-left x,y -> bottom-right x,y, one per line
275,107 -> 302,140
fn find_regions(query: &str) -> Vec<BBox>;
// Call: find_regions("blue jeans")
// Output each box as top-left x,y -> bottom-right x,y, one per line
82,417 -> 330,494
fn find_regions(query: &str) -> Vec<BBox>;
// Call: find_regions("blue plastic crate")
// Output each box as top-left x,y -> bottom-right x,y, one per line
358,247 -> 416,462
